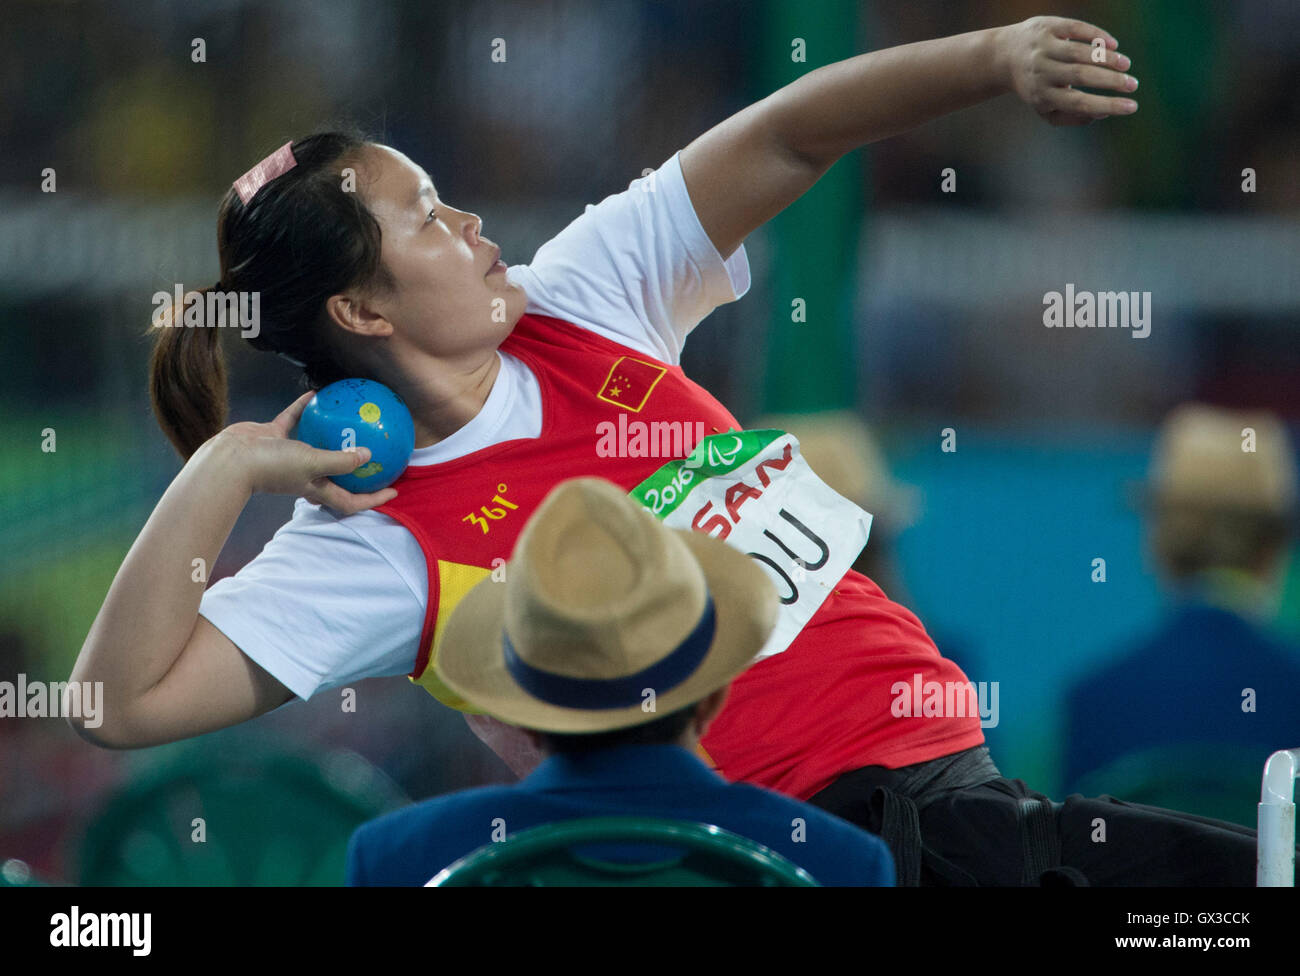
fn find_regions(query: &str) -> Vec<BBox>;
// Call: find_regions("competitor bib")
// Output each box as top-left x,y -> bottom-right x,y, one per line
628,429 -> 873,661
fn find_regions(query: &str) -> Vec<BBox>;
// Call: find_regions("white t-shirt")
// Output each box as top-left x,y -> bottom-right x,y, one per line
198,151 -> 751,701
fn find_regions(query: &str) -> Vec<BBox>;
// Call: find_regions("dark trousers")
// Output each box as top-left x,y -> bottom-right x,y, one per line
807,747 -> 1265,886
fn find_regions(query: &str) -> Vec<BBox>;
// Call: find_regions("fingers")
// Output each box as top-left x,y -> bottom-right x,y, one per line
1051,38 -> 1131,73
312,445 -> 373,479
1047,87 -> 1138,119
1039,38 -> 1139,119
271,390 -> 318,434
1046,17 -> 1117,49
1019,18 -> 1137,123
301,446 -> 402,514
305,479 -> 399,515
350,486 -> 400,511
1048,61 -> 1139,94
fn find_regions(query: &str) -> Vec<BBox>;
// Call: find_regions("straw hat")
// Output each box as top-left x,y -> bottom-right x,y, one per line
1144,403 -> 1296,514
435,477 -> 780,732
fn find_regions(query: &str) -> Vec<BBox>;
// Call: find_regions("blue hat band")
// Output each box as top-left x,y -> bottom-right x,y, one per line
501,595 -> 717,710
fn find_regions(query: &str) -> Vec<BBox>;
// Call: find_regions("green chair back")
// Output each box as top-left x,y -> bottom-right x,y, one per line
430,817 -> 820,886
78,743 -> 407,886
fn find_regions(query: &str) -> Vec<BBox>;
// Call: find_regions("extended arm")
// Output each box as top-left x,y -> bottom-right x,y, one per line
69,393 -> 394,747
680,16 -> 1137,258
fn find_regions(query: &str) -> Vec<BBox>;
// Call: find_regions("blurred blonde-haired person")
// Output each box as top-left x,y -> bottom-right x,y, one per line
1064,404 -> 1300,822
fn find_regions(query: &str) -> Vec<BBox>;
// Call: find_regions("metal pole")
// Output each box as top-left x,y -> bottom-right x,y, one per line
1257,748 -> 1300,886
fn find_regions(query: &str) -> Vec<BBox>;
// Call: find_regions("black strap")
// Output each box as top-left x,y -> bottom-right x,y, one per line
1018,798 -> 1063,884
810,749 -> 1072,886
872,786 -> 923,887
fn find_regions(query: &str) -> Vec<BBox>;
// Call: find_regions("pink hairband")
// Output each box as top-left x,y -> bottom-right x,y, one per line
233,141 -> 298,204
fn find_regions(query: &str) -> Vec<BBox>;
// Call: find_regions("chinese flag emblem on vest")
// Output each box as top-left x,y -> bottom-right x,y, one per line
596,356 -> 669,413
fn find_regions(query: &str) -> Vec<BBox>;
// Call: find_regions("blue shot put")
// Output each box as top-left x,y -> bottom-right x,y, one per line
295,379 -> 415,492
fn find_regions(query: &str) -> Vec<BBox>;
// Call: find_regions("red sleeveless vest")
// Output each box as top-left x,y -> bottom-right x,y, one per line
378,313 -> 984,799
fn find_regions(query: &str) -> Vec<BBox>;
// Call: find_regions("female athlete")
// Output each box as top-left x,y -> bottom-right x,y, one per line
73,19 -> 1259,885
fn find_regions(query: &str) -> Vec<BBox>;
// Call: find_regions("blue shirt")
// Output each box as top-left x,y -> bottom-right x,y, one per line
1065,602 -> 1300,790
346,743 -> 894,886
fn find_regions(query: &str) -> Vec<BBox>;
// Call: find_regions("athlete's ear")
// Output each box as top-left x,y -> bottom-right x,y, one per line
325,293 -> 393,338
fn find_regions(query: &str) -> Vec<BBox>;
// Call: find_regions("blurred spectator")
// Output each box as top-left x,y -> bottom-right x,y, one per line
1064,403 -> 1300,814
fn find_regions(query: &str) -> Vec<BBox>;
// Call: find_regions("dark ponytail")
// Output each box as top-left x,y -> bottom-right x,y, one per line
148,129 -> 393,460
149,285 -> 229,459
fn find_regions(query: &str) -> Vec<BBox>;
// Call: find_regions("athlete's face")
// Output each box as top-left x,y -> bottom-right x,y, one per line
347,144 -> 527,359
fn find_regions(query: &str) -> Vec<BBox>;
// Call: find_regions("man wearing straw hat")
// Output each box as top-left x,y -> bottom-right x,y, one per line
1065,403 -> 1300,799
345,476 -> 895,886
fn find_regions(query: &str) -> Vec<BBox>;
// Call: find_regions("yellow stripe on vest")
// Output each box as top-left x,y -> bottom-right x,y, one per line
410,559 -> 494,713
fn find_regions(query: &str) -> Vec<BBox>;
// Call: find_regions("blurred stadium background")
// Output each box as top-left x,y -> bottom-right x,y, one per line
1,0 -> 1297,884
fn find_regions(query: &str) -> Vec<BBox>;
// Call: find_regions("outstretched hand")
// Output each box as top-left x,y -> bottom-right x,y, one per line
999,16 -> 1138,126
